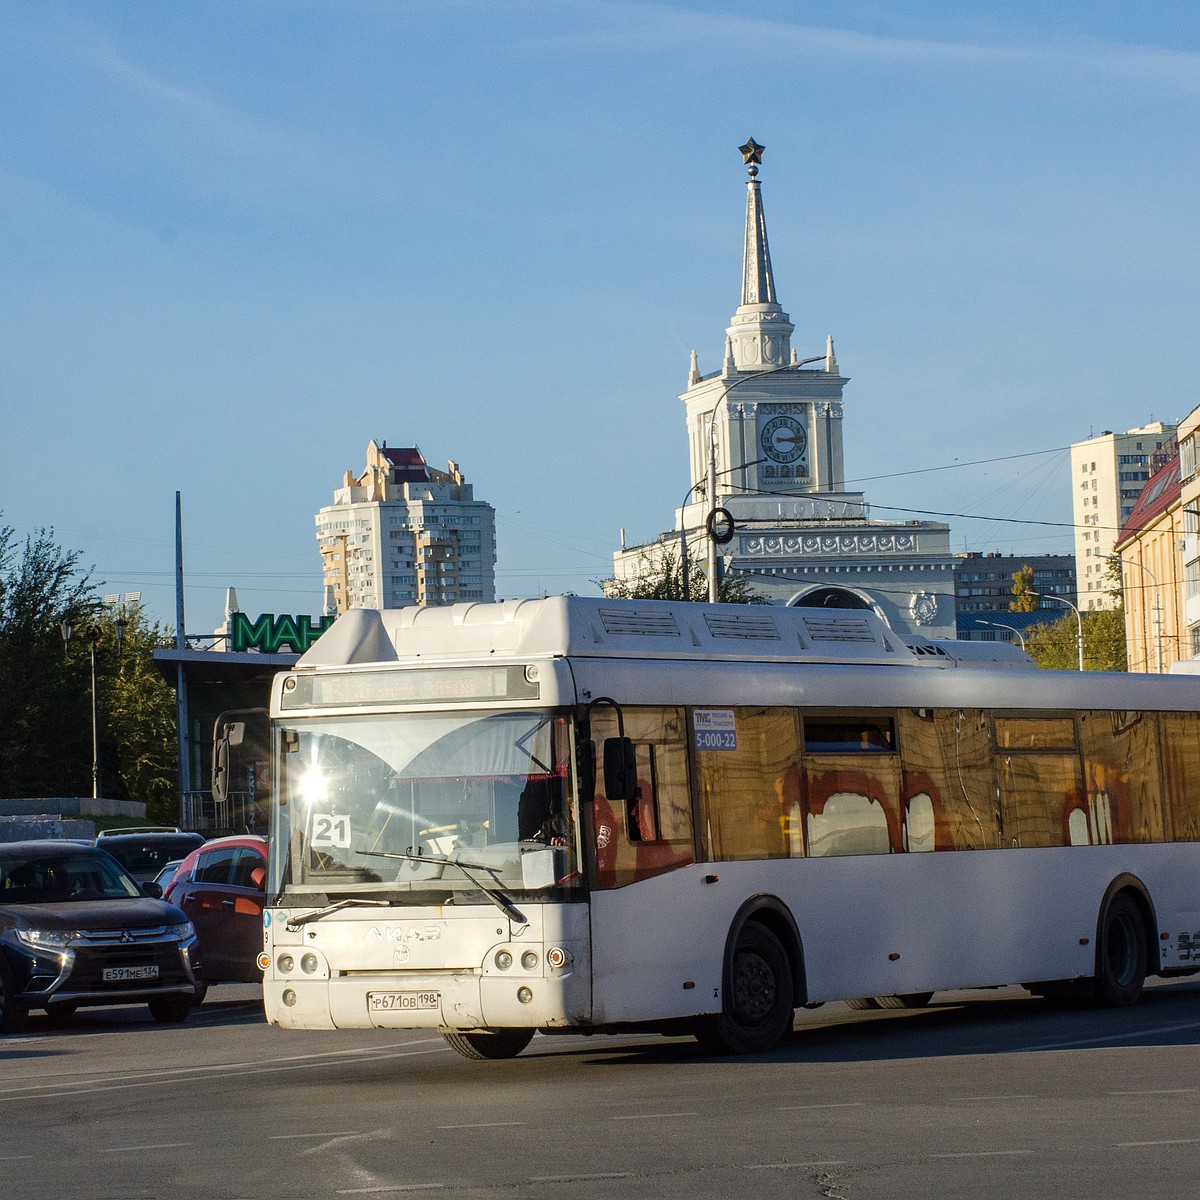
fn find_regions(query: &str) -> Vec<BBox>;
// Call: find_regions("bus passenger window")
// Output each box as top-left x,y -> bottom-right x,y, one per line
807,794 -> 892,857
904,794 -> 935,852
695,708 -> 800,862
804,715 -> 895,753
1078,711 -> 1164,844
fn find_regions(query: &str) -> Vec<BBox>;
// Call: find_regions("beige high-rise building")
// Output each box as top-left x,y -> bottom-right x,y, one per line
1071,423 -> 1176,611
316,440 -> 497,614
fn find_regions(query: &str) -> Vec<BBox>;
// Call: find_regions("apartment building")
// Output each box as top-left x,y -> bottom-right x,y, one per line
316,440 -> 496,613
1071,422 -> 1175,611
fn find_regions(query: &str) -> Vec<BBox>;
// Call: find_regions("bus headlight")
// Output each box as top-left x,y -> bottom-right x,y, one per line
495,950 -> 513,970
301,952 -> 320,974
278,953 -> 295,973
517,987 -> 534,1004
521,951 -> 538,970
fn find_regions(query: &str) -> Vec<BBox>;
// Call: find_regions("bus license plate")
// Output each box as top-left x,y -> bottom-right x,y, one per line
102,965 -> 159,982
368,990 -> 439,1012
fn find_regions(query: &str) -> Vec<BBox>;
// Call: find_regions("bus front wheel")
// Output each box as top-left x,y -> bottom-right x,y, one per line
696,922 -> 795,1054
442,1028 -> 535,1060
1093,892 -> 1148,1008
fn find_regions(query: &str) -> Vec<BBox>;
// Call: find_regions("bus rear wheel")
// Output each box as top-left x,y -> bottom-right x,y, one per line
442,1028 -> 535,1060
696,922 -> 794,1054
1093,892 -> 1147,1008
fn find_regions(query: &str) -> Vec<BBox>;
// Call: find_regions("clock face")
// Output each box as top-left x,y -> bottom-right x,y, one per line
759,413 -> 807,464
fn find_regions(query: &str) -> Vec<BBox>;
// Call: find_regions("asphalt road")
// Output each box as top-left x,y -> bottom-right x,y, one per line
2,979 -> 1199,1199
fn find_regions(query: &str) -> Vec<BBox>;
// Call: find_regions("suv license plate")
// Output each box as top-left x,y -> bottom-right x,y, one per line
102,965 -> 160,982
368,990 -> 439,1012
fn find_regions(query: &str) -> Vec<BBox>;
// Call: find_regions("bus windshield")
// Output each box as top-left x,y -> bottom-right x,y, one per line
271,708 -> 581,903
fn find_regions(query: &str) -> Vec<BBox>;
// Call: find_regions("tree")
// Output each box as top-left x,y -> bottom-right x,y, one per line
0,517 -> 179,812
1023,608 -> 1127,672
600,545 -> 768,604
105,603 -> 179,822
0,521 -> 96,797
1009,565 -> 1037,612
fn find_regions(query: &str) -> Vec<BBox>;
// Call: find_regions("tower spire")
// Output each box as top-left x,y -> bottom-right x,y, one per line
727,139 -> 793,370
740,138 -> 777,306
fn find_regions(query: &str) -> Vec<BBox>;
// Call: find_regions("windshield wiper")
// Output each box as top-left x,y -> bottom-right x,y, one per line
357,850 -> 527,924
288,897 -> 393,927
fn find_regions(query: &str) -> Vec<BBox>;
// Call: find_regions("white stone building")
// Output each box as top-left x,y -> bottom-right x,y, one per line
316,441 -> 496,613
1071,422 -> 1176,611
613,141 -> 958,639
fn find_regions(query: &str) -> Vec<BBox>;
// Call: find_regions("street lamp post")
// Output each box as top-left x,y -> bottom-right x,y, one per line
679,456 -> 771,600
61,615 -> 127,799
978,619 -> 1027,650
1029,591 -> 1085,671
1110,555 -> 1162,673
703,357 -> 824,602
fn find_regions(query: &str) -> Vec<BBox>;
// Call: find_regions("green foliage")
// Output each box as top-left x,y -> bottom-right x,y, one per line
600,545 -> 768,604
105,604 -> 179,822
0,522 -> 95,797
1023,607 -> 1127,672
1009,565 -> 1037,612
0,518 -> 178,810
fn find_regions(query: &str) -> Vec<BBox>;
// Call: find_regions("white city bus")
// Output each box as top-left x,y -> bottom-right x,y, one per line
259,597 -> 1200,1058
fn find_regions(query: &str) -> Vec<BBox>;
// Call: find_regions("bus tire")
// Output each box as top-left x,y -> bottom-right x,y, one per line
1093,892 -> 1147,1008
875,992 -> 934,1010
442,1028 -> 535,1060
844,997 -> 879,1011
696,922 -> 794,1054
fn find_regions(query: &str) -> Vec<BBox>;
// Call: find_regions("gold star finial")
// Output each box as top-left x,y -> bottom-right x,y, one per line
739,137 -> 765,166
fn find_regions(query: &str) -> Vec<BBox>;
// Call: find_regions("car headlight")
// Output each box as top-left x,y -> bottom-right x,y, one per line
165,922 -> 195,941
15,929 -> 75,950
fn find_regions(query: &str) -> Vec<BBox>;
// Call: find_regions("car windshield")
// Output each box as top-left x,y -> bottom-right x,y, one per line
272,708 -> 581,903
0,848 -> 142,903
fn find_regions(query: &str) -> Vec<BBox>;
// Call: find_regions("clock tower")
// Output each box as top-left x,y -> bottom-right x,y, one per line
679,138 -> 856,532
613,140 -> 958,640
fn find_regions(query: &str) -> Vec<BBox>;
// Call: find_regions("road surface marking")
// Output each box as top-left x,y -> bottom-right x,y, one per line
531,1173 -> 633,1182
1108,1088 -> 1195,1096
778,1102 -> 862,1111
1118,1138 -> 1200,1148
336,1187 -> 443,1194
270,1132 -> 361,1140
100,1142 -> 194,1153
933,1150 -> 1033,1159
959,1094 -> 1034,1102
0,1041 -> 451,1102
0,1037 -> 447,1099
746,1161 -> 846,1169
610,1112 -> 698,1121
1016,1021 -> 1200,1052
437,1121 -> 527,1130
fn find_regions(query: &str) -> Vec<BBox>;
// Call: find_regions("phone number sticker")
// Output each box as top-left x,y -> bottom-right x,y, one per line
694,709 -> 737,751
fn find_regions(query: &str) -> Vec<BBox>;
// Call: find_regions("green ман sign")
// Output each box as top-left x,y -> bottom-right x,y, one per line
230,612 -> 334,654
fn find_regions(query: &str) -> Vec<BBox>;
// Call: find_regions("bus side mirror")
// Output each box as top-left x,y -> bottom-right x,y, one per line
212,720 -> 245,805
603,737 -> 638,802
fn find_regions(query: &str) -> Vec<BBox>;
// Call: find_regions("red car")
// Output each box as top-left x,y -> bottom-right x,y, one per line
164,836 -> 266,984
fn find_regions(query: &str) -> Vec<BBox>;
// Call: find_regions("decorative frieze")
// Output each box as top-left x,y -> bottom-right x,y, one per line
741,532 -> 919,556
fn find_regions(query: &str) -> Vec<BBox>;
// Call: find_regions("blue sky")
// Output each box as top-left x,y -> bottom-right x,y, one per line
3,1 -> 1199,635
